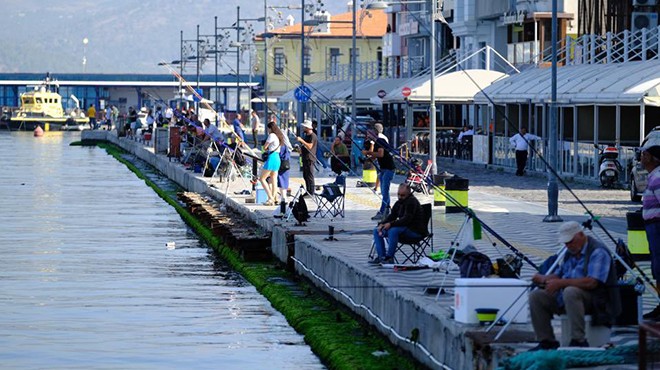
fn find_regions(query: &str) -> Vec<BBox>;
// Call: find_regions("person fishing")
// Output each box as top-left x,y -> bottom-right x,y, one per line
528,221 -> 620,351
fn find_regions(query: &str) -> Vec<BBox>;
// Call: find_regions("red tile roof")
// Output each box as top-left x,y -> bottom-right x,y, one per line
262,9 -> 386,38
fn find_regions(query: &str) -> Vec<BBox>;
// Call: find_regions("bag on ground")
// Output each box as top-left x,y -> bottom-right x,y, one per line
291,195 -> 309,223
459,251 -> 493,278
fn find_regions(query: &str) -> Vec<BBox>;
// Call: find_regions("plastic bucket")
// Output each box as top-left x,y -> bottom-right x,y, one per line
475,308 -> 499,326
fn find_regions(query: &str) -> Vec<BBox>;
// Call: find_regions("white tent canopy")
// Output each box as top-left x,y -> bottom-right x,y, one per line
382,69 -> 509,103
473,60 -> 660,106
332,78 -> 409,105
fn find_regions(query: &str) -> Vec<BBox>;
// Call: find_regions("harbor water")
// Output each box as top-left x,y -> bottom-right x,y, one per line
0,131 -> 324,370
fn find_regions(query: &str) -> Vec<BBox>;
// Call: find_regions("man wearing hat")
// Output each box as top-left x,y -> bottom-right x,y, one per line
527,221 -> 619,350
296,119 -> 317,196
641,141 -> 660,320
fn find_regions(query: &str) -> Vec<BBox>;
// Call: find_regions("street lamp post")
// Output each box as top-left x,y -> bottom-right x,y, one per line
544,0 -> 562,222
367,1 -> 440,175
236,6 -> 241,117
82,37 -> 89,73
196,24 -> 201,115
298,0 -> 306,134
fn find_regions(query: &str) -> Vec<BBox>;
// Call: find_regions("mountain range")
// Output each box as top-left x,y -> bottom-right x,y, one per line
0,0 -> 348,74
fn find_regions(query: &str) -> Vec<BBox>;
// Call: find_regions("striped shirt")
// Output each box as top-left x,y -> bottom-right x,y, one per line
643,166 -> 660,221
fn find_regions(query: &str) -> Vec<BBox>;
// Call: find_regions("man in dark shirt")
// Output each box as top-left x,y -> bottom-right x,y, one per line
363,130 -> 395,220
296,119 -> 318,195
370,184 -> 426,264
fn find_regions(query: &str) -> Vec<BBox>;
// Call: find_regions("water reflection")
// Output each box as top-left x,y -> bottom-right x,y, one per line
0,132 -> 324,370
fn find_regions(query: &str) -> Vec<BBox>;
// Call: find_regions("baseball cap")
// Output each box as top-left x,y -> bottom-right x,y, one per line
557,221 -> 583,244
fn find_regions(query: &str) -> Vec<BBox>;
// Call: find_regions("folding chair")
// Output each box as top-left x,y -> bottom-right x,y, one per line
313,175 -> 346,218
395,203 -> 433,264
406,159 -> 432,195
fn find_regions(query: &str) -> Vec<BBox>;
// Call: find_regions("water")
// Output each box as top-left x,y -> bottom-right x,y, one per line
0,132 -> 324,370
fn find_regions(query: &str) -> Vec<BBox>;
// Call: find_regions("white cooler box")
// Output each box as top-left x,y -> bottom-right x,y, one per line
454,278 -> 530,324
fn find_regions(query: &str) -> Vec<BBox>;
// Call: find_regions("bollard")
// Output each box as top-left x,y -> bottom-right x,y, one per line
362,160 -> 377,187
445,176 -> 469,213
626,211 -> 650,261
433,173 -> 453,207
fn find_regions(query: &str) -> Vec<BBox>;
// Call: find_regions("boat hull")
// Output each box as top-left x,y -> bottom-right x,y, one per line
8,118 -> 89,131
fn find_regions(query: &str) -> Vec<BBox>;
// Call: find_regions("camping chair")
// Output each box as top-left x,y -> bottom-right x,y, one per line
395,203 -> 433,264
313,175 -> 346,218
406,159 -> 432,195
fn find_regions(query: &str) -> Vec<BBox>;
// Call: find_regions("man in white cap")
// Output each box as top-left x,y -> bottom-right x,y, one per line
296,119 -> 317,195
641,141 -> 660,320
527,221 -> 619,351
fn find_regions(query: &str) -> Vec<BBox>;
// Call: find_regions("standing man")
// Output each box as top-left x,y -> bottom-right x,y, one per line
87,103 -> 96,130
232,113 -> 246,144
363,127 -> 395,221
510,127 -> 541,176
250,110 -> 261,148
296,119 -> 317,196
105,105 -> 112,130
369,184 -> 426,264
641,142 -> 660,320
528,221 -> 619,350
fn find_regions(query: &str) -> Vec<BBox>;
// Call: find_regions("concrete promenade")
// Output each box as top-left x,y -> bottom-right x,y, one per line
84,130 -> 646,370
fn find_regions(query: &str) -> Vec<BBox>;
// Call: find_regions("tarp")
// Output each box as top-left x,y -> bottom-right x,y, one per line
473,60 -> 660,106
382,69 -> 509,104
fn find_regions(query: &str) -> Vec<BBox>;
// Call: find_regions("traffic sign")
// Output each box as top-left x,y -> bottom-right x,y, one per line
377,89 -> 387,98
401,86 -> 411,97
294,85 -> 312,103
192,88 -> 203,102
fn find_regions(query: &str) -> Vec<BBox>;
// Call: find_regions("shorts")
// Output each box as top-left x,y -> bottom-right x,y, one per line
263,151 -> 281,172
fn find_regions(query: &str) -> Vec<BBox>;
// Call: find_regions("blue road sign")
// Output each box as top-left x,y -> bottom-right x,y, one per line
193,88 -> 203,102
294,85 -> 312,103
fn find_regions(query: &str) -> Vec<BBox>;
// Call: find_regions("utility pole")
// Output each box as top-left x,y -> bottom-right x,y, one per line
544,0 -> 562,223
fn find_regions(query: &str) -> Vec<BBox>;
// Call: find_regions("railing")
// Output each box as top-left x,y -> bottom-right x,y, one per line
490,136 -> 635,184
522,26 -> 660,68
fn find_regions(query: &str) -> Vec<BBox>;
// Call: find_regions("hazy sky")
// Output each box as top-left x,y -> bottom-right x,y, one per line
0,0 -> 348,74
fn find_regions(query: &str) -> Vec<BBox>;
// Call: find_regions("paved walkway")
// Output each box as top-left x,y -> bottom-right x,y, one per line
98,131 -> 653,369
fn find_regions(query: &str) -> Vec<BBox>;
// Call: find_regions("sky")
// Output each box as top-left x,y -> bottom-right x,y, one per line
0,0 -> 348,74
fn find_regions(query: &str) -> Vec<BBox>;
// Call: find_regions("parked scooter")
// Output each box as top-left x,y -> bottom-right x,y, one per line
594,144 -> 623,188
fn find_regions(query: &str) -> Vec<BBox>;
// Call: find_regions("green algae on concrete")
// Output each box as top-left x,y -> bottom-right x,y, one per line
95,142 -> 421,370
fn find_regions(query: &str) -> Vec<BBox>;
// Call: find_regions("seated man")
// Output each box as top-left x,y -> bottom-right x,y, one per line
330,135 -> 350,175
202,118 -> 224,143
369,184 -> 426,264
528,221 -> 620,351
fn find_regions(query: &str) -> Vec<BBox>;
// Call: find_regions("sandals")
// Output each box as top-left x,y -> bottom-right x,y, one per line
262,199 -> 276,206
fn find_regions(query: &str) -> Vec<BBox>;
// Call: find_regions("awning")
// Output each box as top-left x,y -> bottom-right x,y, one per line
382,69 -> 509,104
331,78 -> 409,105
278,80 -> 350,104
250,97 -> 278,103
473,60 -> 660,106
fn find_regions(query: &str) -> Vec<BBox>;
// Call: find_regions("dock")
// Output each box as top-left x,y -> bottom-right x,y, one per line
82,130 -> 642,370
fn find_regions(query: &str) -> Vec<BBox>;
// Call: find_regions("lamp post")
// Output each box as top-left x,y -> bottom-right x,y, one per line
82,37 -> 89,73
544,0 -> 562,222
368,0 -> 442,175
298,0 -> 306,134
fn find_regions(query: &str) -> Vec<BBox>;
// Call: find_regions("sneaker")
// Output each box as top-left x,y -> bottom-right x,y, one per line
371,212 -> 383,221
368,257 -> 383,265
382,257 -> 394,265
528,340 -> 560,352
568,339 -> 589,348
643,304 -> 660,320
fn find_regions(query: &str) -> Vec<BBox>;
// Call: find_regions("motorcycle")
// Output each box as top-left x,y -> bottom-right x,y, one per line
594,144 -> 623,188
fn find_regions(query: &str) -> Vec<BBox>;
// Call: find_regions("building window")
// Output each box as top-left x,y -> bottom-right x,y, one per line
274,47 -> 285,75
328,48 -> 340,76
303,46 -> 312,75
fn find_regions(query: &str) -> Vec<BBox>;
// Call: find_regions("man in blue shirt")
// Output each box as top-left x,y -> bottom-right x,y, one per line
232,113 -> 246,144
528,221 -> 614,350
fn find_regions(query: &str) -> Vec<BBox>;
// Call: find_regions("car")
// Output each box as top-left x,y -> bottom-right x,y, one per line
629,126 -> 660,202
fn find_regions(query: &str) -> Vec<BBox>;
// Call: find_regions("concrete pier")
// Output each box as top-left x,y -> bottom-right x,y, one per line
83,130 -> 638,370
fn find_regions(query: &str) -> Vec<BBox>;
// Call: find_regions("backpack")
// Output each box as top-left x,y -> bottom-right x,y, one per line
459,252 -> 493,278
291,195 -> 309,225
233,147 -> 246,167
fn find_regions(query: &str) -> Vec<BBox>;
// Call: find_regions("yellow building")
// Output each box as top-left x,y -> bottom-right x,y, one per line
256,9 -> 386,99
